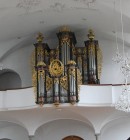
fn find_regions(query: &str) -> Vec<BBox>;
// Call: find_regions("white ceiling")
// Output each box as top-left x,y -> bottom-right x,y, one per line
0,0 -> 130,84
0,0 -> 129,44
0,106 -> 129,135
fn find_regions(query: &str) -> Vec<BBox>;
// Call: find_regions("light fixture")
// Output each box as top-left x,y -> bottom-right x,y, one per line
115,83 -> 130,112
32,26 -> 102,106
113,0 -> 130,112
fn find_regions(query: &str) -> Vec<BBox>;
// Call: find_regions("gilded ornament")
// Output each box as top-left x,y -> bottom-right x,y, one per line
68,68 -> 82,85
88,29 -> 95,40
54,102 -> 60,107
61,37 -> 70,45
36,32 -> 44,43
32,71 -> 37,102
67,60 -> 82,86
50,50 -> 55,55
60,76 -> 68,90
97,46 -> 103,78
49,59 -> 64,77
78,48 -> 81,53
72,47 -> 76,55
46,76 -> 53,91
59,26 -> 71,32
67,60 -> 76,65
37,61 -> 46,67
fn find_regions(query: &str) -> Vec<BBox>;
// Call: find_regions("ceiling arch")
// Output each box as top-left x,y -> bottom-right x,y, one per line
0,119 -> 29,135
0,0 -> 129,42
100,114 -> 130,133
0,0 -> 129,62
34,118 -> 95,140
34,118 -> 95,135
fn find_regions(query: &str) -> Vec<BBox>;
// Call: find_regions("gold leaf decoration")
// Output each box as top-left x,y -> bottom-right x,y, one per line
97,46 -> 103,78
49,59 -> 64,77
46,76 -> 53,91
60,76 -> 68,90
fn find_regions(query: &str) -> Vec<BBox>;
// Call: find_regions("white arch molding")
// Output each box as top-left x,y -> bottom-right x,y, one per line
0,121 -> 29,140
35,119 -> 95,140
100,117 -> 130,140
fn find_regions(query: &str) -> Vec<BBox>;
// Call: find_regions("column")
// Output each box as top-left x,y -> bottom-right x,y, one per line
95,133 -> 100,140
28,135 -> 34,140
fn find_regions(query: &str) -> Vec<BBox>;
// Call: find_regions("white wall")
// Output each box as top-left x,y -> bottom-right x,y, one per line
101,117 -> 130,140
35,119 -> 95,140
99,39 -> 125,84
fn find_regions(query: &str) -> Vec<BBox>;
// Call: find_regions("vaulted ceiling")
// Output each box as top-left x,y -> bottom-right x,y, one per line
0,0 -> 130,84
0,1 -> 130,137
0,0 -> 129,43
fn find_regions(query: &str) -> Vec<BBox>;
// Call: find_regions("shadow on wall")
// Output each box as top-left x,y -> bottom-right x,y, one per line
0,69 -> 22,90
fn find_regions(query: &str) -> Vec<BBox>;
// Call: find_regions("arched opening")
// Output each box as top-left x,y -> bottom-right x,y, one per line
62,135 -> 84,140
35,119 -> 95,140
0,69 -> 22,90
0,121 -> 29,140
101,117 -> 130,140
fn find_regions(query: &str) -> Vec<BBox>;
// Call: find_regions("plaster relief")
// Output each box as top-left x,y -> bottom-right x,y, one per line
16,0 -> 41,13
50,2 -> 65,12
73,0 -> 96,9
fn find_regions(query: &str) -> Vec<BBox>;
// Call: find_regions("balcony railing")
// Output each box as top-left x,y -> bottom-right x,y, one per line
0,84 -> 125,110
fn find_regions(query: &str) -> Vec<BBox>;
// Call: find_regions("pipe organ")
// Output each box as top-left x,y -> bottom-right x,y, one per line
32,27 -> 102,106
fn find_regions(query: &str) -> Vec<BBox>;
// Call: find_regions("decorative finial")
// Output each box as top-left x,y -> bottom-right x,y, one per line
67,60 -> 76,65
59,26 -> 71,32
36,32 -> 44,43
88,29 -> 95,40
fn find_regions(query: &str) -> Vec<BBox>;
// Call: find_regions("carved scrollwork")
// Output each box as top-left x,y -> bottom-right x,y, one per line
32,71 -> 37,101
60,76 -> 68,90
46,76 -> 53,91
97,46 -> 102,78
49,59 -> 64,77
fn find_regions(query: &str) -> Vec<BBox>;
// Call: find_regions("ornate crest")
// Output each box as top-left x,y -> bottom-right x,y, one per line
49,59 -> 64,77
